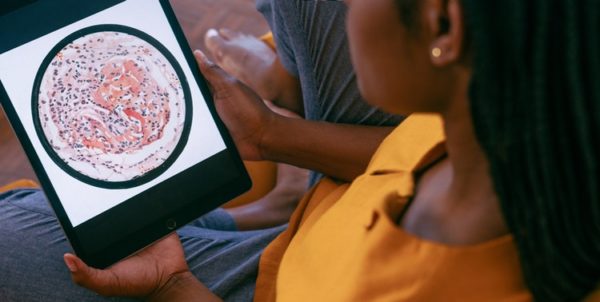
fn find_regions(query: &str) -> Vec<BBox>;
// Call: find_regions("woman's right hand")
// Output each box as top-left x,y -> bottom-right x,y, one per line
194,50 -> 277,161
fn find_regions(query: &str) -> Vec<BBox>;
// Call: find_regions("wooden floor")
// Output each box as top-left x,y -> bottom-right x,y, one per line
0,0 -> 269,185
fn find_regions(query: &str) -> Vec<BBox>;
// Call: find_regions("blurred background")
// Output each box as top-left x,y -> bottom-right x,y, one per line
0,0 -> 269,185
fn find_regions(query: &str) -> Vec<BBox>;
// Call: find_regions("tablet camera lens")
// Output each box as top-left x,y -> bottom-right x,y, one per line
166,219 -> 177,230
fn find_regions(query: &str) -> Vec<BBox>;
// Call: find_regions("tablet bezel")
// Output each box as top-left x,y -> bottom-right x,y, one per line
0,0 -> 251,268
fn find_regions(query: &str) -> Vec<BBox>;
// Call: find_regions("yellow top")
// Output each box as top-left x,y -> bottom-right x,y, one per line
255,114 -> 532,302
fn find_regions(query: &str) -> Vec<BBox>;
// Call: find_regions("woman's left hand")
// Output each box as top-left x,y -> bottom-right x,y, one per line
63,233 -> 189,299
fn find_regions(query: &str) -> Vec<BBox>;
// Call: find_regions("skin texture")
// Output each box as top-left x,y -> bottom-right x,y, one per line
204,28 -> 304,116
64,0 -> 509,299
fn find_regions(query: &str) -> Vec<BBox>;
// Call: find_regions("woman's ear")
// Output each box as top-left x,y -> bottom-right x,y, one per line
425,0 -> 465,67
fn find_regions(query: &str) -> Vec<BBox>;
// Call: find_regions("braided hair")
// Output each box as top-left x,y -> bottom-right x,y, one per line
396,0 -> 600,300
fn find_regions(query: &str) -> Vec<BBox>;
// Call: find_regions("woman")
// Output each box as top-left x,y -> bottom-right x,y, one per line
34,0 -> 600,300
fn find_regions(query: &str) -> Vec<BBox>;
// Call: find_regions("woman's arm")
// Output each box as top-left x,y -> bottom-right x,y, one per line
195,51 -> 393,182
262,118 -> 394,182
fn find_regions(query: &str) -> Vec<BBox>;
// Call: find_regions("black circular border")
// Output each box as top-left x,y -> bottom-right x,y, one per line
32,24 -> 193,189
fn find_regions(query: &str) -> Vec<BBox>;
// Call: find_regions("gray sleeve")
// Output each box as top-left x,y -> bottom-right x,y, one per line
256,0 -> 299,76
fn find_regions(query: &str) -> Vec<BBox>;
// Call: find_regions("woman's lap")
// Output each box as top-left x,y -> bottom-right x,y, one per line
0,189 -> 284,302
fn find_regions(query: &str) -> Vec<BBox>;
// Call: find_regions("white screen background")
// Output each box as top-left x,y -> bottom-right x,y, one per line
0,0 -> 226,226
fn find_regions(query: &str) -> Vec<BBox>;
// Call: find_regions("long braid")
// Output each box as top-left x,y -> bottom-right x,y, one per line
464,0 -> 600,300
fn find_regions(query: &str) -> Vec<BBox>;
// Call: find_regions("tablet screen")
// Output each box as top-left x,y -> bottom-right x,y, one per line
33,25 -> 193,189
0,0 -> 249,267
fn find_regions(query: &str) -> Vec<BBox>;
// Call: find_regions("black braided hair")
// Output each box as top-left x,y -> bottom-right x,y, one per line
465,0 -> 600,300
395,0 -> 600,300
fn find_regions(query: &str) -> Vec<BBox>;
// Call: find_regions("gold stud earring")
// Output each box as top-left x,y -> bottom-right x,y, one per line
432,47 -> 442,58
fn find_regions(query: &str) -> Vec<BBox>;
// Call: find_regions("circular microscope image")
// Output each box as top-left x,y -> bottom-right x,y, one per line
32,25 -> 192,189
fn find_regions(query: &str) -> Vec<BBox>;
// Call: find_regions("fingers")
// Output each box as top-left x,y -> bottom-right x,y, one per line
194,50 -> 234,101
205,28 -> 238,55
194,49 -> 216,72
63,254 -> 120,297
204,28 -> 253,76
205,28 -> 226,61
204,28 -> 247,77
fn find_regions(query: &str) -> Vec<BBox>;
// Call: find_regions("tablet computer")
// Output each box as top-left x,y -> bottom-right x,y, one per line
0,0 -> 251,268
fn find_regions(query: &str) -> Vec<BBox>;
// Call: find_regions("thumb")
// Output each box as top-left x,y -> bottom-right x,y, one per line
63,253 -> 120,296
194,50 -> 233,101
204,28 -> 227,62
194,49 -> 219,79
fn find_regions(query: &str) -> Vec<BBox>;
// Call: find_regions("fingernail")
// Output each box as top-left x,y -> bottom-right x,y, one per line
64,256 -> 78,273
206,28 -> 219,39
194,50 -> 206,62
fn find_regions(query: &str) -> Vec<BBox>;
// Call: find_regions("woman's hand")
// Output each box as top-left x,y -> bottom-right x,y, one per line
63,234 -> 190,299
203,29 -> 304,116
195,50 -> 278,161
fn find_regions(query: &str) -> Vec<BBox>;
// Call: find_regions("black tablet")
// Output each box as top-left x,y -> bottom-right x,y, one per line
0,0 -> 250,268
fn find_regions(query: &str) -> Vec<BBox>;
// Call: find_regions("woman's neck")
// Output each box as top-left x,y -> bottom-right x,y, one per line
408,70 -> 509,244
442,93 -> 493,202
437,73 -> 508,242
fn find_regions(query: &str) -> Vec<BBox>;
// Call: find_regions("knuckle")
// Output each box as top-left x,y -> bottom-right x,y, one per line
207,62 -> 220,71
